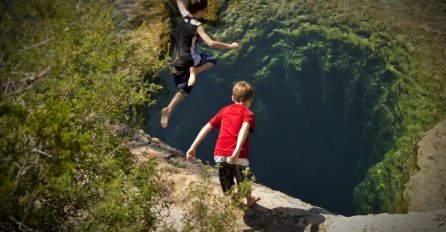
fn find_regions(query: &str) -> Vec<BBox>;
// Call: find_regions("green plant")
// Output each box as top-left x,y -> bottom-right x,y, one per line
0,0 -> 167,230
205,0 -> 446,214
181,165 -> 239,232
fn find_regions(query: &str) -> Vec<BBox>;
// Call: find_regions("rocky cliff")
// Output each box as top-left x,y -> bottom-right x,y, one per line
405,119 -> 446,212
128,124 -> 445,231
116,0 -> 446,230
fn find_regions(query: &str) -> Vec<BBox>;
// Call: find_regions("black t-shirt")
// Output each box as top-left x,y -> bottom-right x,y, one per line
171,15 -> 202,69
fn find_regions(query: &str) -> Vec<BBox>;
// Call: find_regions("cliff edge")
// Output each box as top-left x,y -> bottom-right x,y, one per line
128,120 -> 446,232
405,119 -> 446,212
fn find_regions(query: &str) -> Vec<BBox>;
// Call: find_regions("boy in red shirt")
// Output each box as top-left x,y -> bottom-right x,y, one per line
186,81 -> 260,207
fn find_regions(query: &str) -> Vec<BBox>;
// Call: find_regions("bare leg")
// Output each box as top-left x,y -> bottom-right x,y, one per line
161,91 -> 188,128
188,66 -> 196,86
246,191 -> 260,207
187,62 -> 215,86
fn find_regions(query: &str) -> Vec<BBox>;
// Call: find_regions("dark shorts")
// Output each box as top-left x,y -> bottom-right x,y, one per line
172,53 -> 217,69
217,162 -> 253,193
171,53 -> 217,95
173,70 -> 193,95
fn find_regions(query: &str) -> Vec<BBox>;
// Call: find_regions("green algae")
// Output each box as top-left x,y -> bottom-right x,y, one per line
202,0 -> 446,214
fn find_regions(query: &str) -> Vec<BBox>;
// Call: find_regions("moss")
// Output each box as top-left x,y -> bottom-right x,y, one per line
203,0 -> 226,23
205,0 -> 446,214
131,0 -> 445,215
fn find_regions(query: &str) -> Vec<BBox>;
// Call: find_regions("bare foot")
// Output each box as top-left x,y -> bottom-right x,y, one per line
246,196 -> 260,207
188,67 -> 196,86
160,108 -> 170,128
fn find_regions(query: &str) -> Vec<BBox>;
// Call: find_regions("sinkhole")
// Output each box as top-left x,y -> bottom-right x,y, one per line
148,14 -> 401,216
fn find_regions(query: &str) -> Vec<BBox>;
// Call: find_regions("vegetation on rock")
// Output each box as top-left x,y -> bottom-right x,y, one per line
0,0 -> 249,230
1,2 -> 444,231
204,0 -> 446,214
0,0 -> 167,230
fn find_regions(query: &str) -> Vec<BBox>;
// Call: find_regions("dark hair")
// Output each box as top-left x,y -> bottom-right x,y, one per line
232,81 -> 254,103
187,0 -> 208,14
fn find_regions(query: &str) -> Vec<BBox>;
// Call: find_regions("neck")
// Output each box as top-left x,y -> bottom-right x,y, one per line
235,102 -> 250,107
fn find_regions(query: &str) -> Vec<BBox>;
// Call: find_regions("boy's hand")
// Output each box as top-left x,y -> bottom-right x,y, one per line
227,156 -> 238,164
230,42 -> 240,51
228,150 -> 239,164
186,149 -> 196,161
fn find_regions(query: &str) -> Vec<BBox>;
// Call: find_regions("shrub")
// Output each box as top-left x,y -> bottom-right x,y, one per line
0,0 -> 166,230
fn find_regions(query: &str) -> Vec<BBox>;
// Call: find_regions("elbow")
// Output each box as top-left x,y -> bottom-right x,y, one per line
205,123 -> 214,130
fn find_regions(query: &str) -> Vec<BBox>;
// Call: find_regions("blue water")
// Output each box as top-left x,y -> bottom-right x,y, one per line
147,49 -> 374,216
145,2 -> 392,215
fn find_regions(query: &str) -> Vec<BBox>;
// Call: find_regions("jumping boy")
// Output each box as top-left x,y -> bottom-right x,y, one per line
186,81 -> 260,207
160,0 -> 240,128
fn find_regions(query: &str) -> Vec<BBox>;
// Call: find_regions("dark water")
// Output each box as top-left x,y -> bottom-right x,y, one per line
146,3 -> 392,216
146,51 -> 380,216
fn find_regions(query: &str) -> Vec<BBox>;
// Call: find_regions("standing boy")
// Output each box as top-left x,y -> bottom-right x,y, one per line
160,0 -> 240,128
186,81 -> 260,207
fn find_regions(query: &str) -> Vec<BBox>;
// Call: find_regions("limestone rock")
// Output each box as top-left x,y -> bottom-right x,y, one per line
405,119 -> 446,212
128,127 -> 446,232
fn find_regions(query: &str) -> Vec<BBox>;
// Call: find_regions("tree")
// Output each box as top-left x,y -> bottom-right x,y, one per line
0,0 -> 167,230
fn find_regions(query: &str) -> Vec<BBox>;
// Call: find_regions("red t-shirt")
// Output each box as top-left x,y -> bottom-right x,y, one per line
208,104 -> 255,158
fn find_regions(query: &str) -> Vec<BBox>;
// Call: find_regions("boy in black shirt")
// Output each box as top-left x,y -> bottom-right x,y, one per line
161,0 -> 240,128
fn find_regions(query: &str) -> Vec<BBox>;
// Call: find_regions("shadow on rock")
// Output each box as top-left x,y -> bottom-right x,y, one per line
243,204 -> 327,232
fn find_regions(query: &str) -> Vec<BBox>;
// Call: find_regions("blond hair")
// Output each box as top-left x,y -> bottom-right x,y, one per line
232,81 -> 254,103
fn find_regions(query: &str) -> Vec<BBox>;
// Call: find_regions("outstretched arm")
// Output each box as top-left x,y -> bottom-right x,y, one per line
228,122 -> 250,163
186,123 -> 214,160
197,26 -> 240,50
176,0 -> 189,16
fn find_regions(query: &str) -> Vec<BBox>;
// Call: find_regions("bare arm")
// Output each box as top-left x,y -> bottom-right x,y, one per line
228,122 -> 251,163
197,26 -> 240,50
186,123 -> 214,160
176,0 -> 189,16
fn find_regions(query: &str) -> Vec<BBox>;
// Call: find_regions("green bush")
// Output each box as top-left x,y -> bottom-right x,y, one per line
0,0 -> 166,231
181,165 -> 238,232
